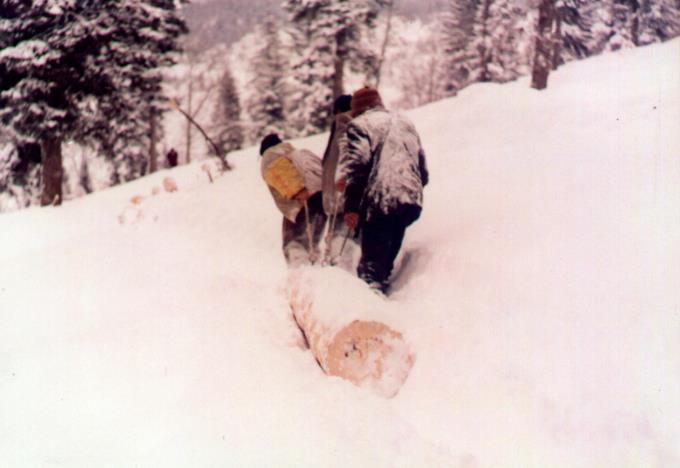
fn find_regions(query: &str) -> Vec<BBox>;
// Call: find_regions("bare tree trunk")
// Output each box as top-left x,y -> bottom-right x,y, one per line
185,75 -> 193,164
374,0 -> 394,89
172,101 -> 231,171
552,9 -> 562,70
631,3 -> 640,46
477,0 -> 493,82
149,111 -> 158,174
426,56 -> 438,103
531,0 -> 557,90
80,157 -> 92,194
40,137 -> 63,206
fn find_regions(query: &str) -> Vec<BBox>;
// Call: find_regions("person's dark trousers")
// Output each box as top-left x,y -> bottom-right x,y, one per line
357,203 -> 421,292
282,191 -> 327,265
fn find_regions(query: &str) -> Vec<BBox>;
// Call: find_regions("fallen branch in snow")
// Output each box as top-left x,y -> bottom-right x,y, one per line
287,267 -> 415,398
201,163 -> 214,183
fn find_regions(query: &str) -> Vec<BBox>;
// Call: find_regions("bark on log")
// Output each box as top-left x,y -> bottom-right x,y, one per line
287,267 -> 415,398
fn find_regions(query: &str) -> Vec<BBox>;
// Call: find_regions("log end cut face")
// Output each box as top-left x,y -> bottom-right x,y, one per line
327,320 -> 415,399
286,267 -> 416,399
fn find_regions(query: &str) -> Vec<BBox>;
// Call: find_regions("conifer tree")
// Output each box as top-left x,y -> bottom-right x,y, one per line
282,0 -> 390,136
593,0 -> 678,53
247,16 -> 288,142
212,69 -> 244,156
440,0 -> 531,92
604,0 -> 641,50
472,0 -> 493,83
638,0 -> 680,45
0,0 -> 186,205
440,0 -> 477,95
283,0 -> 343,135
485,0 -> 533,82
553,0 -> 599,66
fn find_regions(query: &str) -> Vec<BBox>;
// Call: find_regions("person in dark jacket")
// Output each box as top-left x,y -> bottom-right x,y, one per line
337,87 -> 429,293
166,148 -> 178,168
321,94 -> 358,269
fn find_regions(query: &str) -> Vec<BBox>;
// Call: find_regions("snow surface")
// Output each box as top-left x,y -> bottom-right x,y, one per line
1,40 -> 679,467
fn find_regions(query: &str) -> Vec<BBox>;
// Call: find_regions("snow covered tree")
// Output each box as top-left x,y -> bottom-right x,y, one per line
600,0 -> 641,50
485,0 -> 534,82
638,0 -> 680,45
398,31 -> 447,108
590,0 -> 678,52
524,0 -> 677,89
439,0 -> 477,95
282,0 -> 391,136
374,0 -> 395,88
283,0 -> 342,135
552,0 -> 599,66
247,16 -> 289,142
212,68 -> 244,156
285,37 -> 335,136
0,0 -> 186,206
439,0 -> 532,93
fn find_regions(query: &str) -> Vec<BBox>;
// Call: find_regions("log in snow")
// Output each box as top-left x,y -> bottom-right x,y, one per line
287,267 -> 415,398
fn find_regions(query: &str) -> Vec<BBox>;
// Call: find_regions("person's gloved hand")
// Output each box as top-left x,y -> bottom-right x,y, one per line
344,212 -> 359,229
293,188 -> 310,202
335,178 -> 346,192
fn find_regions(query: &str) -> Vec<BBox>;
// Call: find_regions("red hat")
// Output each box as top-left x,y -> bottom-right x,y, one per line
351,86 -> 383,117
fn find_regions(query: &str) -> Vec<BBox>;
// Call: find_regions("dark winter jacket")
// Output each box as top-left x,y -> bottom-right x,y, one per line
337,107 -> 428,220
321,111 -> 352,215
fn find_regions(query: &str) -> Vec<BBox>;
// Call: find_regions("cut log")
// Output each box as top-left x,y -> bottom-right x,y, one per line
287,267 -> 415,398
130,195 -> 144,205
163,177 -> 178,193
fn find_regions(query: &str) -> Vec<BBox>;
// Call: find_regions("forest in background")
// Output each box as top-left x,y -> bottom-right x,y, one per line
1,0 -> 678,211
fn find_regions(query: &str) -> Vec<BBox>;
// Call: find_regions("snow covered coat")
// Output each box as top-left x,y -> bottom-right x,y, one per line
337,107 -> 428,221
261,142 -> 323,222
321,112 -> 352,215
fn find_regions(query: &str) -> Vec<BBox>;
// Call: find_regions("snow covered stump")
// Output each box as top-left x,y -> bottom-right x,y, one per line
286,267 -> 415,398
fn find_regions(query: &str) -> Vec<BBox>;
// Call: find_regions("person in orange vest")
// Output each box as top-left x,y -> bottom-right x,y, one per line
260,133 -> 327,266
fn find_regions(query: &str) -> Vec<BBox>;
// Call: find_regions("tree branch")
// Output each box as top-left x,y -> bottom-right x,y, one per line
170,99 -> 231,171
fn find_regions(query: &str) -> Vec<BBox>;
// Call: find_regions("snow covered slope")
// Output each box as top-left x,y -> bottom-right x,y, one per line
1,40 -> 679,467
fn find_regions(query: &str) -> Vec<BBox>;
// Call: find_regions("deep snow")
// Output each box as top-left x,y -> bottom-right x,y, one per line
1,40 -> 679,467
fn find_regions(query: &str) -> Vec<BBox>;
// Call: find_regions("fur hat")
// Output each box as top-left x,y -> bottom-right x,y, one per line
259,133 -> 282,156
351,86 -> 383,117
333,94 -> 352,115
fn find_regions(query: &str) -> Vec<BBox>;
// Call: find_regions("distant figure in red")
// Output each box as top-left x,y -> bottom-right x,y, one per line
166,148 -> 178,168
